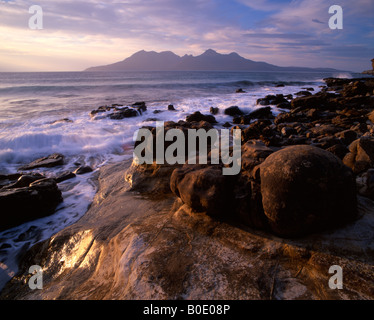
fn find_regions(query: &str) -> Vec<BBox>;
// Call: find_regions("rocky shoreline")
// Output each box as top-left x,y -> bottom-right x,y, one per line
1,76 -> 374,299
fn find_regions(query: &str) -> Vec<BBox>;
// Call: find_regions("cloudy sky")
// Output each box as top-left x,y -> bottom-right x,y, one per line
0,0 -> 373,72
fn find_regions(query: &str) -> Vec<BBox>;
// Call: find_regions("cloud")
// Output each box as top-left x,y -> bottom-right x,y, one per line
0,0 -> 372,71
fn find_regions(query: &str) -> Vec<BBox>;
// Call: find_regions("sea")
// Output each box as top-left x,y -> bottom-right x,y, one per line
0,70 -> 359,290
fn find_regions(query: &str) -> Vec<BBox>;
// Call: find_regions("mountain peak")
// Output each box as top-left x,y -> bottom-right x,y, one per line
85,49 -> 339,72
202,49 -> 219,56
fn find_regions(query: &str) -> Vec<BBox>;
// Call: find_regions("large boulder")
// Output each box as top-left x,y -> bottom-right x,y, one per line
170,165 -> 235,217
343,137 -> 374,174
259,145 -> 357,237
0,178 -> 62,232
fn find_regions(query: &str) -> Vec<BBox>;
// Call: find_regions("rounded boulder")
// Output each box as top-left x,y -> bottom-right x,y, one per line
259,145 -> 357,237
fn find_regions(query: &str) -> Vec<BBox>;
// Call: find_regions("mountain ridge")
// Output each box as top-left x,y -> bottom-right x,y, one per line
85,49 -> 340,72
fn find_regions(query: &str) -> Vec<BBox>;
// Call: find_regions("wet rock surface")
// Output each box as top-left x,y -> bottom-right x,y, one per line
18,153 -> 64,171
0,177 -> 62,232
1,161 -> 372,300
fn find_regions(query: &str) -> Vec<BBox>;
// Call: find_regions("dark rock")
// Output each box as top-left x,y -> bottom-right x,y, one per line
222,122 -> 232,128
224,106 -> 244,117
74,166 -> 93,175
335,130 -> 358,146
343,137 -> 374,174
236,88 -> 245,93
153,110 -> 164,114
0,178 -> 62,232
19,153 -> 64,171
326,144 -> 349,160
248,107 -> 273,120
241,120 -> 273,143
109,108 -> 139,120
55,171 -> 76,183
276,102 -> 291,109
341,81 -> 370,97
210,107 -> 219,115
241,140 -> 273,176
168,105 -> 176,111
357,169 -> 374,200
309,124 -> 340,137
259,145 -> 357,237
233,107 -> 273,125
125,162 -> 181,197
281,127 -> 297,137
2,174 -> 44,189
257,94 -> 288,106
0,173 -> 23,188
291,93 -> 337,111
275,84 -> 285,87
186,111 -> 217,124
132,102 -> 147,113
51,118 -> 73,124
295,91 -> 313,97
170,165 -> 235,217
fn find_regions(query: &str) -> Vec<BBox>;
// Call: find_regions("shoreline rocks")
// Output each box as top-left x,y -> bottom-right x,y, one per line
18,153 -> 64,171
0,177 -> 62,232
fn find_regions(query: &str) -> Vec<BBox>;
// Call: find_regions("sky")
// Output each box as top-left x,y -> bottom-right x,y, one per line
0,0 -> 373,72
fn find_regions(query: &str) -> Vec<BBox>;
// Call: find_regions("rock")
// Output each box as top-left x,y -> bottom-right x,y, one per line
241,140 -> 273,176
168,105 -> 176,111
19,153 -> 64,171
357,169 -> 374,200
108,108 -> 139,120
341,81 -> 370,97
367,110 -> 374,123
132,102 -> 147,113
55,171 -> 76,183
343,137 -> 374,174
276,102 -> 291,109
291,93 -> 336,111
257,94 -> 288,106
50,118 -> 73,124
186,111 -> 217,124
0,173 -> 22,188
335,130 -> 358,146
326,144 -> 349,160
2,174 -> 44,189
170,165 -> 235,216
281,127 -> 297,137
236,88 -> 245,93
210,107 -> 219,115
74,166 -> 93,175
2,161 -> 373,300
259,145 -> 357,237
233,107 -> 273,125
302,88 -> 314,91
248,107 -> 273,120
125,161 -> 181,197
309,124 -> 340,137
222,122 -> 232,128
224,106 -> 244,117
0,178 -> 62,232
275,84 -> 285,87
295,91 -> 312,97
153,110 -> 164,114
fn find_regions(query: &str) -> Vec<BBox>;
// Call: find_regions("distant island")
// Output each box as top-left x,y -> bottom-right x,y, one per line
85,49 -> 340,72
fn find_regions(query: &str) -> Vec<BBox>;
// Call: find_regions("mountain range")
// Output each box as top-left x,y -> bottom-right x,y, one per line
85,49 -> 339,72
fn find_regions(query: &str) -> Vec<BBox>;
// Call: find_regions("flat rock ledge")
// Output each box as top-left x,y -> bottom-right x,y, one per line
1,160 -> 373,300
